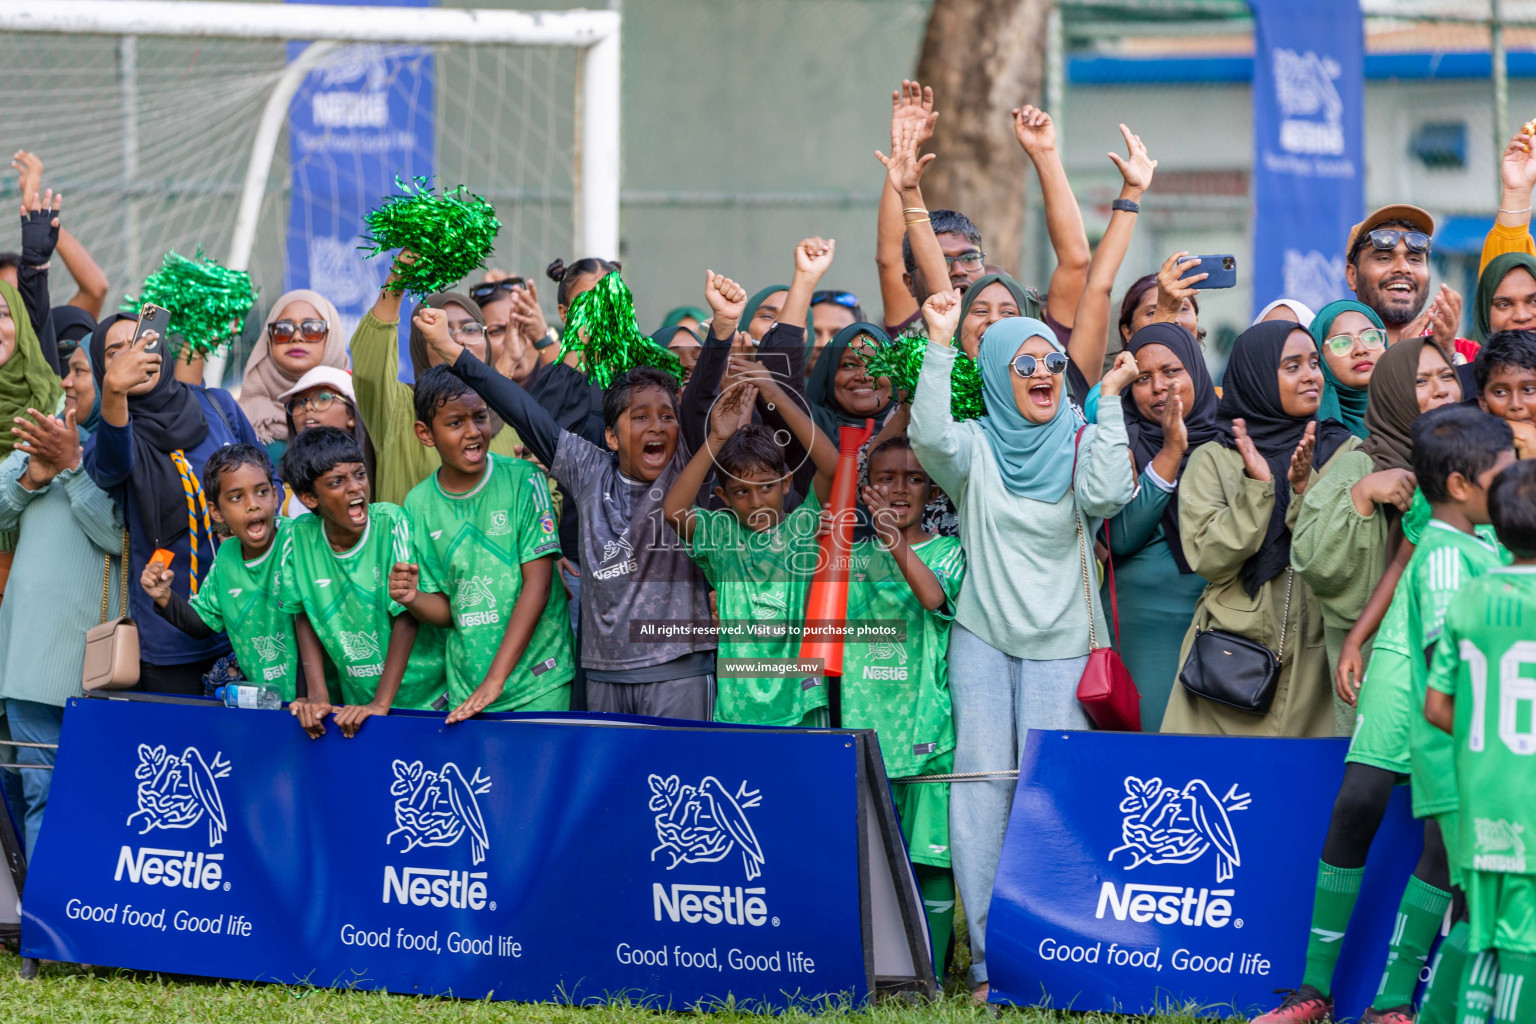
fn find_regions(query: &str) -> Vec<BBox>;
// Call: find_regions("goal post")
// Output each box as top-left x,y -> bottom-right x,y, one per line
0,0 -> 621,386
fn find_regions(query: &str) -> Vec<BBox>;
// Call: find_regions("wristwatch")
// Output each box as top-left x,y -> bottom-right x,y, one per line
533,327 -> 559,350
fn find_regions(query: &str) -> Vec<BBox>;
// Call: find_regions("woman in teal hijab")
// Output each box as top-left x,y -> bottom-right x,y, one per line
1474,250 -> 1536,341
739,285 -> 816,348
956,273 -> 1041,359
1309,299 -> 1387,437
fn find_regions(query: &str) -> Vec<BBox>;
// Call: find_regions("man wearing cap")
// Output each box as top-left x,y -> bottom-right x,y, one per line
1346,204 -> 1473,360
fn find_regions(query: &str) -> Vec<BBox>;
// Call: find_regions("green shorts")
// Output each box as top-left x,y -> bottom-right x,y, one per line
891,752 -> 951,870
1345,646 -> 1413,775
509,682 -> 572,713
1466,870 -> 1536,955
1411,718 -> 1458,820
1437,811 -> 1463,890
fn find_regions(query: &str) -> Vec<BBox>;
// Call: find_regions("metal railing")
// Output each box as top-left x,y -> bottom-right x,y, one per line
0,738 -> 56,771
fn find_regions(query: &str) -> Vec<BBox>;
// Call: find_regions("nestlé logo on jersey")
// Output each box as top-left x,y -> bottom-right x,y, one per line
381,759 -> 496,911
114,744 -> 232,891
1094,775 -> 1251,929
649,774 -> 773,928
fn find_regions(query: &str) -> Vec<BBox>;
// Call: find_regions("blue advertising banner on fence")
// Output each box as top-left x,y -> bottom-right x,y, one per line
285,0 -> 432,377
22,700 -> 879,1008
987,731 -> 1421,1016
1248,0 -> 1364,317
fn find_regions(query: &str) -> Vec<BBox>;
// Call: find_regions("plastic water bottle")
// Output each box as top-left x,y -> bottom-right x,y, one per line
216,684 -> 282,710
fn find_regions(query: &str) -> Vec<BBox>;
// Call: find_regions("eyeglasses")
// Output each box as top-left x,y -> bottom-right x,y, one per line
812,290 -> 860,309
1011,351 -> 1069,378
1323,327 -> 1388,356
268,318 -> 328,344
448,321 -> 488,341
286,389 -> 343,416
1363,228 -> 1431,256
944,250 -> 987,273
469,278 -> 528,303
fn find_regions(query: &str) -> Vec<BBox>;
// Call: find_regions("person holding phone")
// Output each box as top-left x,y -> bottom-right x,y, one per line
237,289 -> 351,465
83,312 -> 263,695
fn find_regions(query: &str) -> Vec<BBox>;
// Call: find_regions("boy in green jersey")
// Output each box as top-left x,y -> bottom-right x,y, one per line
845,433 -> 965,979
140,445 -> 301,700
1401,407 -> 1517,1024
1426,460 -> 1536,1024
663,356 -> 838,726
390,365 -> 574,721
278,426 -> 442,737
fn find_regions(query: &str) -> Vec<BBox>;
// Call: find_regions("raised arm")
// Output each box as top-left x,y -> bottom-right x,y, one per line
11,151 -> 110,317
663,379 -> 756,544
862,483 -> 947,611
1068,124 -> 1155,387
732,356 -> 838,503
416,305 -> 567,469
878,82 -> 946,327
905,291 -> 969,498
779,237 -> 835,335
1485,129 -> 1536,270
1013,106 -> 1091,328
679,270 -> 746,456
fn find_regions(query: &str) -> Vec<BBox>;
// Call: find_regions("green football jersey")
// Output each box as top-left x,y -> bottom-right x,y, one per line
842,535 -> 965,777
189,516 -> 298,699
405,454 -> 573,711
1404,488 -> 1501,549
276,501 -> 444,710
1405,519 -> 1508,819
1428,566 -> 1536,875
688,491 -> 826,726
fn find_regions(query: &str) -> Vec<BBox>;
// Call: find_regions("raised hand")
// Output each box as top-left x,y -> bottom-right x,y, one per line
507,281 -> 550,342
102,328 -> 161,397
1107,123 -> 1156,196
19,188 -> 61,267
1287,420 -> 1317,496
411,305 -> 463,365
10,151 -> 41,203
1100,350 -> 1141,398
1155,251 -> 1206,321
921,289 -> 962,346
860,484 -> 902,548
704,270 -> 747,326
14,407 -> 80,485
1011,104 -> 1058,158
708,380 -> 758,445
876,116 -> 936,196
1503,129 -> 1536,195
139,559 -> 175,607
889,79 -> 937,155
388,561 -> 421,606
1231,418 -> 1271,482
794,237 -> 835,280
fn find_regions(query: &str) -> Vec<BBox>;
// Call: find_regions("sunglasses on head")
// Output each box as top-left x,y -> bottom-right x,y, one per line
469,278 -> 528,303
1323,327 -> 1388,356
268,318 -> 328,344
1011,351 -> 1069,378
286,389 -> 343,416
1363,228 -> 1431,256
811,290 -> 859,309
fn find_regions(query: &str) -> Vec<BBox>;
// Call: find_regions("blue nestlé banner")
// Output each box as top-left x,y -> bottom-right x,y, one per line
988,731 -> 1422,1016
285,0 -> 433,377
22,701 -> 871,1008
1248,0 -> 1364,317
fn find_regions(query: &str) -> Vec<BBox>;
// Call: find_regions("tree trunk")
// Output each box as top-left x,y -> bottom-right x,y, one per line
914,0 -> 1054,274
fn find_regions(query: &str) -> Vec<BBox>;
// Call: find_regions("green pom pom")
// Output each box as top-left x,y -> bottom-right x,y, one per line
123,250 -> 257,358
862,328 -> 986,420
359,176 -> 500,298
561,272 -> 684,389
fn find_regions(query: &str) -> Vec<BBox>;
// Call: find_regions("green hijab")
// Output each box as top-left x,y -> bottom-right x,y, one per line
739,285 -> 815,349
806,322 -> 894,439
1309,299 -> 1384,438
657,306 -> 707,333
0,280 -> 63,454
958,273 -> 1042,341
1474,251 -> 1536,342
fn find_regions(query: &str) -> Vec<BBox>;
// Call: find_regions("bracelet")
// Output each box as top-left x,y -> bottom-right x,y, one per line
1499,207 -> 1532,215
905,217 -> 930,226
902,207 -> 928,215
1111,198 -> 1141,214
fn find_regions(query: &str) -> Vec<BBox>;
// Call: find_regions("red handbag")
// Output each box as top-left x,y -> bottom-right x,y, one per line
1069,427 -> 1142,731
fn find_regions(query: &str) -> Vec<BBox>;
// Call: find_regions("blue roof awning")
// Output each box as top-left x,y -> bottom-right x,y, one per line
1434,216 -> 1495,257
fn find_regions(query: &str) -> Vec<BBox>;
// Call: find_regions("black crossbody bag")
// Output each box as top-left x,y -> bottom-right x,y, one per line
1178,568 -> 1294,715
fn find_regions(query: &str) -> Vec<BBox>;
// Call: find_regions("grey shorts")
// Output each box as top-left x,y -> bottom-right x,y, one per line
585,673 -> 716,721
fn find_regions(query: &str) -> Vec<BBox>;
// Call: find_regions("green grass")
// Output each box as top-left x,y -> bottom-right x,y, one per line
0,947 -> 1251,1024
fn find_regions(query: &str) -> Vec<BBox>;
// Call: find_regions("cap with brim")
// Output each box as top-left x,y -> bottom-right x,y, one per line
1346,204 -> 1436,259
276,365 -> 356,404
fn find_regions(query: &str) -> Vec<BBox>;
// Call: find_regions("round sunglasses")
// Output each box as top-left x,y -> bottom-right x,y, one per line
1011,351 -> 1069,378
1322,327 -> 1387,356
268,318 -> 328,344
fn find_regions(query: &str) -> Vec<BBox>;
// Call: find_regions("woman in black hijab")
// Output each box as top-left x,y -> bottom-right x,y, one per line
1105,323 -> 1220,725
1161,320 -> 1352,737
83,312 -> 261,694
805,322 -> 895,440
